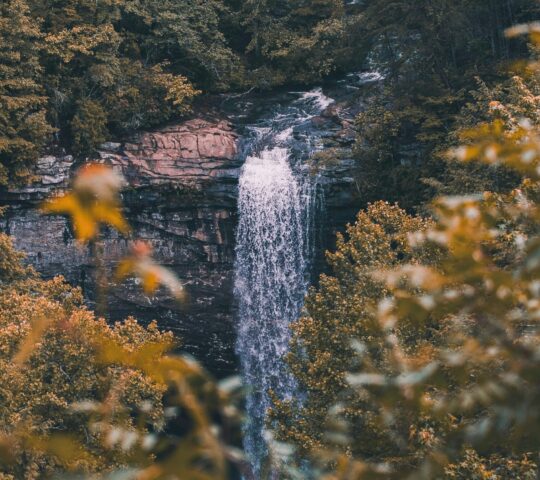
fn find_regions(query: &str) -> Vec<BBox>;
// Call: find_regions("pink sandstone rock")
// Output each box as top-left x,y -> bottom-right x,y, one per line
99,118 -> 239,187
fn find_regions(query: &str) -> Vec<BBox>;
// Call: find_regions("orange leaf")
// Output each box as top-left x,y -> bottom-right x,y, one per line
142,270 -> 160,294
42,194 -> 98,242
91,202 -> 130,234
115,258 -> 136,280
42,193 -> 78,215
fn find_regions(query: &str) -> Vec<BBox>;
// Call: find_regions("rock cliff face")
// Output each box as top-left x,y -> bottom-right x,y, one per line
99,119 -> 239,186
0,92 -> 362,377
1,118 -> 242,376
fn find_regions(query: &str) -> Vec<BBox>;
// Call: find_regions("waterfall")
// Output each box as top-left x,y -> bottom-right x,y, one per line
234,88 -> 333,476
235,148 -> 308,475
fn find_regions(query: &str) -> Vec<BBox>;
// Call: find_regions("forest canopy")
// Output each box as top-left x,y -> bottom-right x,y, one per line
2,0 -> 539,192
0,0 -> 366,185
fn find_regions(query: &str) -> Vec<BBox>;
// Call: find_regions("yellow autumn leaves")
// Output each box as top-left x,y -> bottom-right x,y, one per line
43,163 -> 184,299
10,164 -> 238,479
44,163 -> 129,241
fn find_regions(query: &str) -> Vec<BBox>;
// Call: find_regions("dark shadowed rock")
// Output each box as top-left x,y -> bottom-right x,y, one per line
0,117 -> 241,377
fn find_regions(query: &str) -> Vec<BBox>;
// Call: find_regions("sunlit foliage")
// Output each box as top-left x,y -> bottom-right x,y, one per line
116,241 -> 184,300
323,165 -> 540,478
0,165 -> 244,478
0,233 -> 169,478
270,202 -> 439,461
43,164 -> 129,242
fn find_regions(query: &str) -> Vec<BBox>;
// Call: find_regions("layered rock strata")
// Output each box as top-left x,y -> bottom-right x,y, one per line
1,118 -> 241,376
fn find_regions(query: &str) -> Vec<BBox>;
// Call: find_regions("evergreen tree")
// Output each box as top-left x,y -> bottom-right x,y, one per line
0,0 -> 54,185
36,0 -> 203,155
238,0 -> 364,87
118,0 -> 243,91
352,0 -> 540,210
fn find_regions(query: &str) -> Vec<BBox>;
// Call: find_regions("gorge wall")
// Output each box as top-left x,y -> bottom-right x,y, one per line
0,94 -> 360,378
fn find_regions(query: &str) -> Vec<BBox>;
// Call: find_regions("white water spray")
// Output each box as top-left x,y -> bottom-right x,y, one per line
234,88 -> 333,476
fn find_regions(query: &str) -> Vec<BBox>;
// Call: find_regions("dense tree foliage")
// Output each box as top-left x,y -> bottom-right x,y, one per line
270,20 -> 540,480
0,0 -> 54,186
3,0 -> 539,190
234,0 -> 364,87
436,73 -> 539,197
317,136 -> 540,478
2,0 -> 539,190
270,202 -> 438,459
271,200 -> 538,478
352,0 -> 540,210
0,233 -> 170,478
0,0 -> 367,184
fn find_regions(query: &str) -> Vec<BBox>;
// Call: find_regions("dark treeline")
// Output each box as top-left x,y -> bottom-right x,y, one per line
353,0 -> 540,210
0,0 -> 363,185
2,0 -> 539,189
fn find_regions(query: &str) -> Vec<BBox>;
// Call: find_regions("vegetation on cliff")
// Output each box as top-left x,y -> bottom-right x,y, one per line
0,239 -> 169,478
1,0 -> 539,190
353,0 -> 540,210
0,0 -> 366,184
0,165 -> 243,479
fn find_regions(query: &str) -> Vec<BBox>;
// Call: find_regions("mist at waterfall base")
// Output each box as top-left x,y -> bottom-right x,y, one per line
234,88 -> 333,477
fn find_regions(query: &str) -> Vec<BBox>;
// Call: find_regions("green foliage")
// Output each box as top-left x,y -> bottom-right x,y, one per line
237,0 -> 364,88
70,100 -> 109,157
354,98 -> 444,211
102,62 -> 200,135
119,0 -> 242,91
0,233 -> 30,283
270,202 -> 440,461
352,0 -> 540,210
36,0 -> 206,153
279,27 -> 540,479
434,74 -> 540,197
0,0 -> 367,178
2,0 -> 539,188
0,0 -> 235,175
444,450 -> 537,480
0,0 -> 54,186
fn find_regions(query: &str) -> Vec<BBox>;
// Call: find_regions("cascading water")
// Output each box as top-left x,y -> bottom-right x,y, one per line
234,88 -> 333,476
